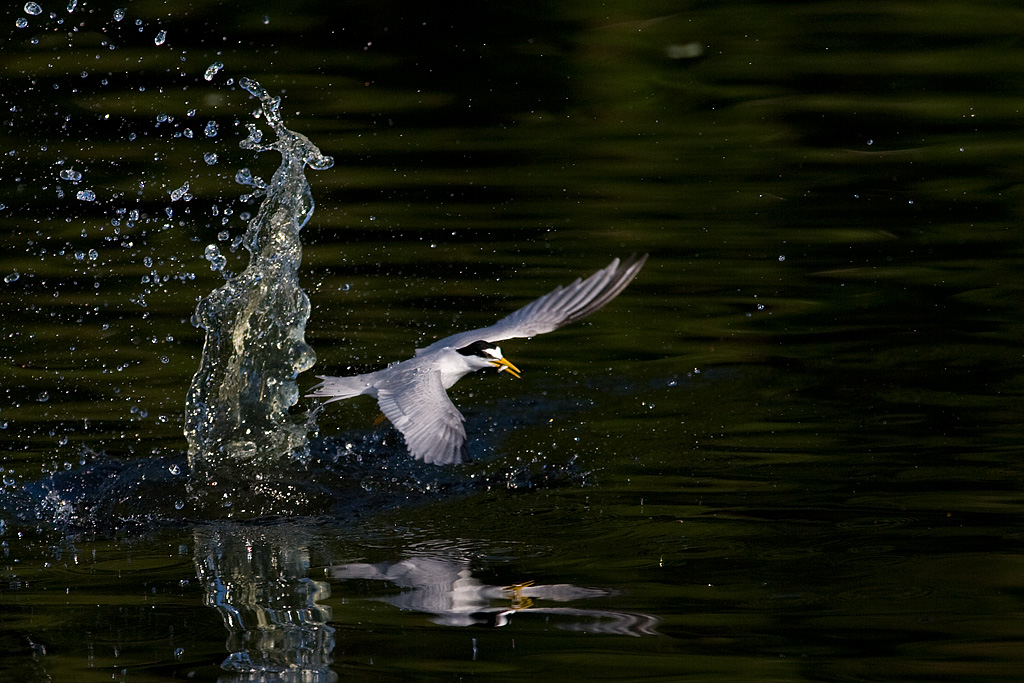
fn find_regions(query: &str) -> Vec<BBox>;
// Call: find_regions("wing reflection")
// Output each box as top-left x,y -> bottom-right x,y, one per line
329,556 -> 658,636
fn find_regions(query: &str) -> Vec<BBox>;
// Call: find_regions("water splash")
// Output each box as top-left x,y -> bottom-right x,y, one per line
185,78 -> 333,512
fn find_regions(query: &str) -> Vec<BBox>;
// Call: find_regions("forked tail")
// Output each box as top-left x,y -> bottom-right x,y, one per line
306,374 -> 375,403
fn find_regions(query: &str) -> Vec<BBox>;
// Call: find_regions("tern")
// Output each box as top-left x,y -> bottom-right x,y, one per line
307,254 -> 648,465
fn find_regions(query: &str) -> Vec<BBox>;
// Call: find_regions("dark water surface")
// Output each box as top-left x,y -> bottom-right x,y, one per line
2,1 -> 1023,681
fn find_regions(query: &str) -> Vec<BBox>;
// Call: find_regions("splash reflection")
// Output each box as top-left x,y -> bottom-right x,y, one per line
329,554 -> 659,635
193,524 -> 337,683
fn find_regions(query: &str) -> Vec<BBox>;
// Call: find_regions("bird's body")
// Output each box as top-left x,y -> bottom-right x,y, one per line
308,254 -> 648,465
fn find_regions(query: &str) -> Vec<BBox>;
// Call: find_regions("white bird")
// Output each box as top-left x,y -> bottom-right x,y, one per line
307,254 -> 648,465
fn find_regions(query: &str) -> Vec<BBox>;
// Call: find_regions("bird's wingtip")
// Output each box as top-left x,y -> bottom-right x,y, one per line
625,252 -> 650,268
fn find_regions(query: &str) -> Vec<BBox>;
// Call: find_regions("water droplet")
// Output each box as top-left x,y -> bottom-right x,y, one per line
160,356 -> 170,364
4,272 -> 19,283
169,181 -> 189,202
778,255 -> 786,262
59,168 -> 82,182
154,29 -> 166,46
37,392 -> 49,403
113,7 -> 125,21
204,244 -> 226,271
24,2 -> 42,15
16,17 -> 28,28
76,189 -> 96,201
173,647 -> 185,660
204,120 -> 218,138
203,61 -> 224,82
143,256 -> 153,267
203,152 -> 218,165
88,249 -> 98,260
67,0 -> 78,12
235,168 -> 255,186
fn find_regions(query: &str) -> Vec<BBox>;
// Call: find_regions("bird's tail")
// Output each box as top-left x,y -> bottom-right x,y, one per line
306,374 -> 375,403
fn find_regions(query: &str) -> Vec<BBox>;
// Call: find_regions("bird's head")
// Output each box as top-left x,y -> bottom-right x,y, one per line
456,340 -> 521,378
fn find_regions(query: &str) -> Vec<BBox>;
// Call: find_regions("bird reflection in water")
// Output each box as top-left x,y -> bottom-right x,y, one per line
192,528 -> 657,681
328,555 -> 659,635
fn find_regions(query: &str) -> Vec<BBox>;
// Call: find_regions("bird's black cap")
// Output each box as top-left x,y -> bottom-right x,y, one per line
456,340 -> 498,357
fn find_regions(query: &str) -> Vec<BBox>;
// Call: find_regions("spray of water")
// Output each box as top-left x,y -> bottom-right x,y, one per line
184,78 -> 333,511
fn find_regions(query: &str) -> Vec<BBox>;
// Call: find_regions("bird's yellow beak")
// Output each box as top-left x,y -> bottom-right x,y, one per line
490,356 -> 521,379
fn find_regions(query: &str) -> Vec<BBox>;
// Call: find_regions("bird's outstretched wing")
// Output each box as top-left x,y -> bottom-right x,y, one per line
377,370 -> 469,465
416,253 -> 648,355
